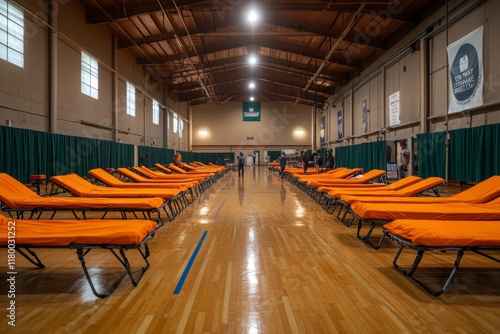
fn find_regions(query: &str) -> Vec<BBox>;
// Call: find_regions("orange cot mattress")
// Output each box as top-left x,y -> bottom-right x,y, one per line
327,177 -> 444,198
384,219 -> 500,247
118,168 -> 201,184
50,174 -> 181,199
341,175 -> 500,205
89,168 -> 193,189
318,176 -> 422,193
350,201 -> 500,221
134,167 -> 207,181
4,196 -> 165,210
0,214 -> 157,246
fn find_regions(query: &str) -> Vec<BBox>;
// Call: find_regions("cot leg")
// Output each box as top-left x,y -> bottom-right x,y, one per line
392,246 -> 465,296
76,245 -> 151,298
356,220 -> 379,248
77,248 -> 123,298
17,248 -> 45,268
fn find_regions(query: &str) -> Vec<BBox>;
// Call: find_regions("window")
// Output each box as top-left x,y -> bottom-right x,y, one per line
0,0 -> 24,68
152,99 -> 159,125
81,51 -> 98,99
172,112 -> 178,133
126,82 -> 135,116
179,119 -> 184,138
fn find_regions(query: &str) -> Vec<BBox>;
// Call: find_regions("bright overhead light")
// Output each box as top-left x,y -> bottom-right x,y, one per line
248,55 -> 257,65
248,9 -> 259,24
198,130 -> 208,136
250,96 -> 254,101
249,82 -> 255,89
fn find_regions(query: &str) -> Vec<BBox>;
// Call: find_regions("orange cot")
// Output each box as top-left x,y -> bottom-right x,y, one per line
88,168 -> 198,203
382,219 -> 500,296
117,167 -> 209,194
303,169 -> 387,200
330,177 -> 444,223
349,197 -> 500,249
339,175 -> 500,207
0,173 -> 168,222
49,173 -> 186,219
0,213 -> 158,298
133,166 -> 215,187
320,176 -> 423,212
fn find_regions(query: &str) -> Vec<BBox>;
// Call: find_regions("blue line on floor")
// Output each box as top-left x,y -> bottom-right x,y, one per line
173,230 -> 208,295
213,198 -> 226,219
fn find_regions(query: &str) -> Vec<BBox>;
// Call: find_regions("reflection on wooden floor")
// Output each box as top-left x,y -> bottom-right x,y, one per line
1,166 -> 499,333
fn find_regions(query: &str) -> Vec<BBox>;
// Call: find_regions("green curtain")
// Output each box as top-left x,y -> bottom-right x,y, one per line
268,150 -> 281,162
416,132 -> 446,179
0,126 -> 135,183
449,124 -> 500,182
335,141 -> 386,171
0,126 -> 52,183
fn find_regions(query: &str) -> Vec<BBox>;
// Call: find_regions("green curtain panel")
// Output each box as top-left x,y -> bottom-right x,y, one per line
335,141 -> 386,171
416,132 -> 446,179
0,126 -> 131,182
449,124 -> 500,182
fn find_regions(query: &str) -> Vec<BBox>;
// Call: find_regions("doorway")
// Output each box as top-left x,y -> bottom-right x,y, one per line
253,150 -> 260,166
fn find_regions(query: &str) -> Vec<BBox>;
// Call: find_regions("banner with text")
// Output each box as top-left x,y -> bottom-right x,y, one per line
243,102 -> 261,121
389,91 -> 400,126
447,26 -> 483,113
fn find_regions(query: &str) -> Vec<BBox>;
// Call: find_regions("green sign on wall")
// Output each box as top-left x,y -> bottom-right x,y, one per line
243,102 -> 261,121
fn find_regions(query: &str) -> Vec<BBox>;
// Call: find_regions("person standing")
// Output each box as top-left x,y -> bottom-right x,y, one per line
325,149 -> 335,170
315,150 -> 323,174
399,140 -> 410,178
301,151 -> 309,175
279,152 -> 287,178
238,152 -> 245,177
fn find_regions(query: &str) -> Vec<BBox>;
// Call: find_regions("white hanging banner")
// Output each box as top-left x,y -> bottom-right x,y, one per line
447,26 -> 484,113
389,91 -> 400,126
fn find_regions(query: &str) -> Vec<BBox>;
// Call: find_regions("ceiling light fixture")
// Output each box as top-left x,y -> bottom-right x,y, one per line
247,9 -> 258,24
250,96 -> 254,101
249,55 -> 257,65
249,82 -> 255,89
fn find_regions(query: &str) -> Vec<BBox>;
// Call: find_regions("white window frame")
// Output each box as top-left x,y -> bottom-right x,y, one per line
0,0 -> 24,68
126,82 -> 136,117
173,112 -> 178,133
152,99 -> 160,125
179,118 -> 184,138
81,51 -> 98,99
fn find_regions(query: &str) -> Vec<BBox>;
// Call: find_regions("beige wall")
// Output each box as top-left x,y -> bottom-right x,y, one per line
323,0 -> 500,151
192,101 -> 312,155
2,0 -> 500,155
0,0 -> 170,148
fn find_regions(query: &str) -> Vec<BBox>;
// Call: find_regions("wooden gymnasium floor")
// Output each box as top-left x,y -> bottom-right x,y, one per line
1,166 -> 500,333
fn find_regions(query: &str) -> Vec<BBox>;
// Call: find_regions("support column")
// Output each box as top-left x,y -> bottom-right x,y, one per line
48,0 -> 57,133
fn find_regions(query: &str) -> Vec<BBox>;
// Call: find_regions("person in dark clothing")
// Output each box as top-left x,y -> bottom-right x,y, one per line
238,152 -> 245,177
279,152 -> 287,178
139,152 -> 150,167
301,151 -> 309,175
325,149 -> 335,170
315,150 -> 323,174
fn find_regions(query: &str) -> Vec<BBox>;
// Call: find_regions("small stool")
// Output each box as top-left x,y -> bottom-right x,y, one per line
30,174 -> 46,195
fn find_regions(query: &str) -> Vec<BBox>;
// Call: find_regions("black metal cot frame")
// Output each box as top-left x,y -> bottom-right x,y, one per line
0,200 -> 170,225
6,230 -> 156,298
46,181 -> 179,222
382,229 -> 500,296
